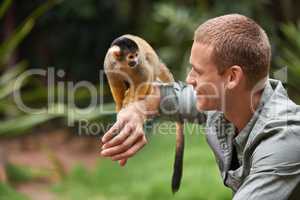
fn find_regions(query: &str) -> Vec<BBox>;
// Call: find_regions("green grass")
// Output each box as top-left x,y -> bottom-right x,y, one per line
0,183 -> 29,200
52,122 -> 232,200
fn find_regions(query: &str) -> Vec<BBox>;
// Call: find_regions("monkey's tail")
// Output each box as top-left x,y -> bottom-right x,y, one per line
172,122 -> 185,194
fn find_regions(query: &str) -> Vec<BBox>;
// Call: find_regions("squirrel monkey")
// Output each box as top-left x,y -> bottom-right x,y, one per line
104,34 -> 184,193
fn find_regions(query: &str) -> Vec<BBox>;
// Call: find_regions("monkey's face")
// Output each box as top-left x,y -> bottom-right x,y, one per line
109,36 -> 140,69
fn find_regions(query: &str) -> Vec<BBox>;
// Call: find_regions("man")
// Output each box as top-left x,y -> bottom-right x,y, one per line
100,14 -> 300,199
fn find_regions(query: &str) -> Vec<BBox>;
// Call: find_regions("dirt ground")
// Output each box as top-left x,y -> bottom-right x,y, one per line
0,126 -> 102,200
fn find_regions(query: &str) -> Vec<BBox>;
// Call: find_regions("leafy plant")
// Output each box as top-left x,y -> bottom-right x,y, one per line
0,0 -> 116,136
276,23 -> 300,103
0,0 -> 59,134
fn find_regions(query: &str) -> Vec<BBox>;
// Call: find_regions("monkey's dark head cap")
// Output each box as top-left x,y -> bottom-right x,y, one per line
111,36 -> 139,54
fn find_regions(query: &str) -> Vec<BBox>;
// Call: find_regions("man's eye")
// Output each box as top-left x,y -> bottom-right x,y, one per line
195,69 -> 202,75
191,66 -> 202,75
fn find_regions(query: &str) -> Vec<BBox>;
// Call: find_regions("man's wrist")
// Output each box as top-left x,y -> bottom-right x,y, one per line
128,84 -> 161,121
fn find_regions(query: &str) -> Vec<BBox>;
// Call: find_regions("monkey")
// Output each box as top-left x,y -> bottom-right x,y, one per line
103,34 -> 184,193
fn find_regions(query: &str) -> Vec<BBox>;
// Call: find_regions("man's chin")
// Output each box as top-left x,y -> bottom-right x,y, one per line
196,103 -> 207,112
196,102 -> 215,112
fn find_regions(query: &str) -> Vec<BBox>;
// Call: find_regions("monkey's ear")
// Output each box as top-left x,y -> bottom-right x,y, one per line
109,46 -> 122,60
113,51 -> 121,59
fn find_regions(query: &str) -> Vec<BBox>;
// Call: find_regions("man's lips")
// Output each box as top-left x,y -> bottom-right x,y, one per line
196,91 -> 203,96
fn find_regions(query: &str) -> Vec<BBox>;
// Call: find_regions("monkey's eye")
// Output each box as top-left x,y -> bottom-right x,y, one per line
135,53 -> 138,57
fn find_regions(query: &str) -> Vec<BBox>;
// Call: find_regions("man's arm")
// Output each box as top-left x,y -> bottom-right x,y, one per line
233,126 -> 300,200
100,84 -> 161,166
159,81 -> 206,123
101,82 -> 206,166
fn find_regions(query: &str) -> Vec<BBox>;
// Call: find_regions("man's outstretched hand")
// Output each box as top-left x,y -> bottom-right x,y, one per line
100,104 -> 148,167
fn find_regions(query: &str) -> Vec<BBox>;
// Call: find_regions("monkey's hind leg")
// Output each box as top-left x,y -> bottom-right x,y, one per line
122,89 -> 131,108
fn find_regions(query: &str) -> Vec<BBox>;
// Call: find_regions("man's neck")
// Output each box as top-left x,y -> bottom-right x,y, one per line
224,89 -> 264,134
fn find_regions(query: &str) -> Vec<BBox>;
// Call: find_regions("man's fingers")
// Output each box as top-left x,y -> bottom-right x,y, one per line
111,136 -> 147,161
101,119 -> 125,143
101,130 -> 143,157
119,159 -> 127,167
102,124 -> 133,149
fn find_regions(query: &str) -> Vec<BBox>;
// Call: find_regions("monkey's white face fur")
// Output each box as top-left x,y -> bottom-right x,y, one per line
108,45 -> 121,57
107,44 -> 140,70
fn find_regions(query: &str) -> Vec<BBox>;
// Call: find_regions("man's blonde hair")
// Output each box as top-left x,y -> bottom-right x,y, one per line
194,14 -> 271,87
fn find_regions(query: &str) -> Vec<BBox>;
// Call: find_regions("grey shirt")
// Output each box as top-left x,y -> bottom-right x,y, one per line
159,79 -> 300,199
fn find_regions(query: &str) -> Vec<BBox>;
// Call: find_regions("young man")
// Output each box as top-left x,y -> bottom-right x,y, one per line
101,14 -> 300,199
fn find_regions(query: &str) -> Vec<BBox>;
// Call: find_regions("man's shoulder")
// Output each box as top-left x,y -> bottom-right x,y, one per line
248,78 -> 300,149
250,116 -> 300,174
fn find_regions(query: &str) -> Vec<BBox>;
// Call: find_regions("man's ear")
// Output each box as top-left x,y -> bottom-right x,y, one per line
225,65 -> 243,89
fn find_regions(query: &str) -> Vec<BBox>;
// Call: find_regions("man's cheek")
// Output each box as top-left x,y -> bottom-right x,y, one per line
195,84 -> 206,95
196,96 -> 208,111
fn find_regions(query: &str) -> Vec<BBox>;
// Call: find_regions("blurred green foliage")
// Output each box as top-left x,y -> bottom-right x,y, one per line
0,0 -> 115,136
276,23 -> 300,102
0,0 -> 58,135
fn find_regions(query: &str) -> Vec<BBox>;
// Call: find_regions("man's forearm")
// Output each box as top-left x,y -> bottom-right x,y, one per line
131,81 -> 206,123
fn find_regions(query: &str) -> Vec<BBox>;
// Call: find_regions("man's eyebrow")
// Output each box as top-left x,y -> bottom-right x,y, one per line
190,62 -> 203,74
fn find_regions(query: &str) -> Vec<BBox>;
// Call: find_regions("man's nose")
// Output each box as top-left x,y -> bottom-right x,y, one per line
186,73 -> 196,87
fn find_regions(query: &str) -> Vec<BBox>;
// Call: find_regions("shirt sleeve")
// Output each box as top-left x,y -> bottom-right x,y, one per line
158,81 -> 207,123
233,126 -> 300,200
